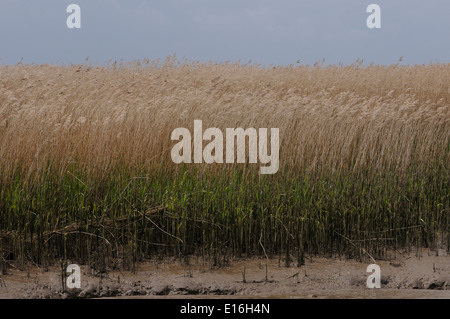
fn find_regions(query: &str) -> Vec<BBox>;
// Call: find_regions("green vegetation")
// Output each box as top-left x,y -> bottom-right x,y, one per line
0,60 -> 448,270
1,165 -> 448,270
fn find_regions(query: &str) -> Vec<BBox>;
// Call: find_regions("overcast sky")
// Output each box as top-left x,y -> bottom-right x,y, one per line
0,0 -> 449,66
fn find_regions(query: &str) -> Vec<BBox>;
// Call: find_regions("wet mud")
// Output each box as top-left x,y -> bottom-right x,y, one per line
0,248 -> 448,299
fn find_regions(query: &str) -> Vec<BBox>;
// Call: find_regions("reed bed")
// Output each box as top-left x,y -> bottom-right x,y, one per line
0,57 -> 448,270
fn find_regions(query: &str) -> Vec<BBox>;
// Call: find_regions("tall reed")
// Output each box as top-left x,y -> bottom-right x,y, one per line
0,58 -> 448,268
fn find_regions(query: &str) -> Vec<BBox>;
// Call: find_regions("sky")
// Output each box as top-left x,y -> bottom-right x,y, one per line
0,0 -> 449,66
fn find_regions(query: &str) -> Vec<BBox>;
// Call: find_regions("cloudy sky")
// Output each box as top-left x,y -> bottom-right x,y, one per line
0,0 -> 448,66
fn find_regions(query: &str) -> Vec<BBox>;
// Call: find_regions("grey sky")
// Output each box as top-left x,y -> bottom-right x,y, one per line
0,0 -> 448,66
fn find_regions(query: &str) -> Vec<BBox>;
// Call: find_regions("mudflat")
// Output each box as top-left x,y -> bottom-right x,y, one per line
0,248 -> 448,299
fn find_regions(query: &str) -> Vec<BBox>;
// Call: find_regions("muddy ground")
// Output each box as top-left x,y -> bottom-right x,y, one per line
0,248 -> 448,299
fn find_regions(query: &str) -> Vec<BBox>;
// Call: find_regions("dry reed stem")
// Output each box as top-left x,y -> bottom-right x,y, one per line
0,59 -> 448,183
